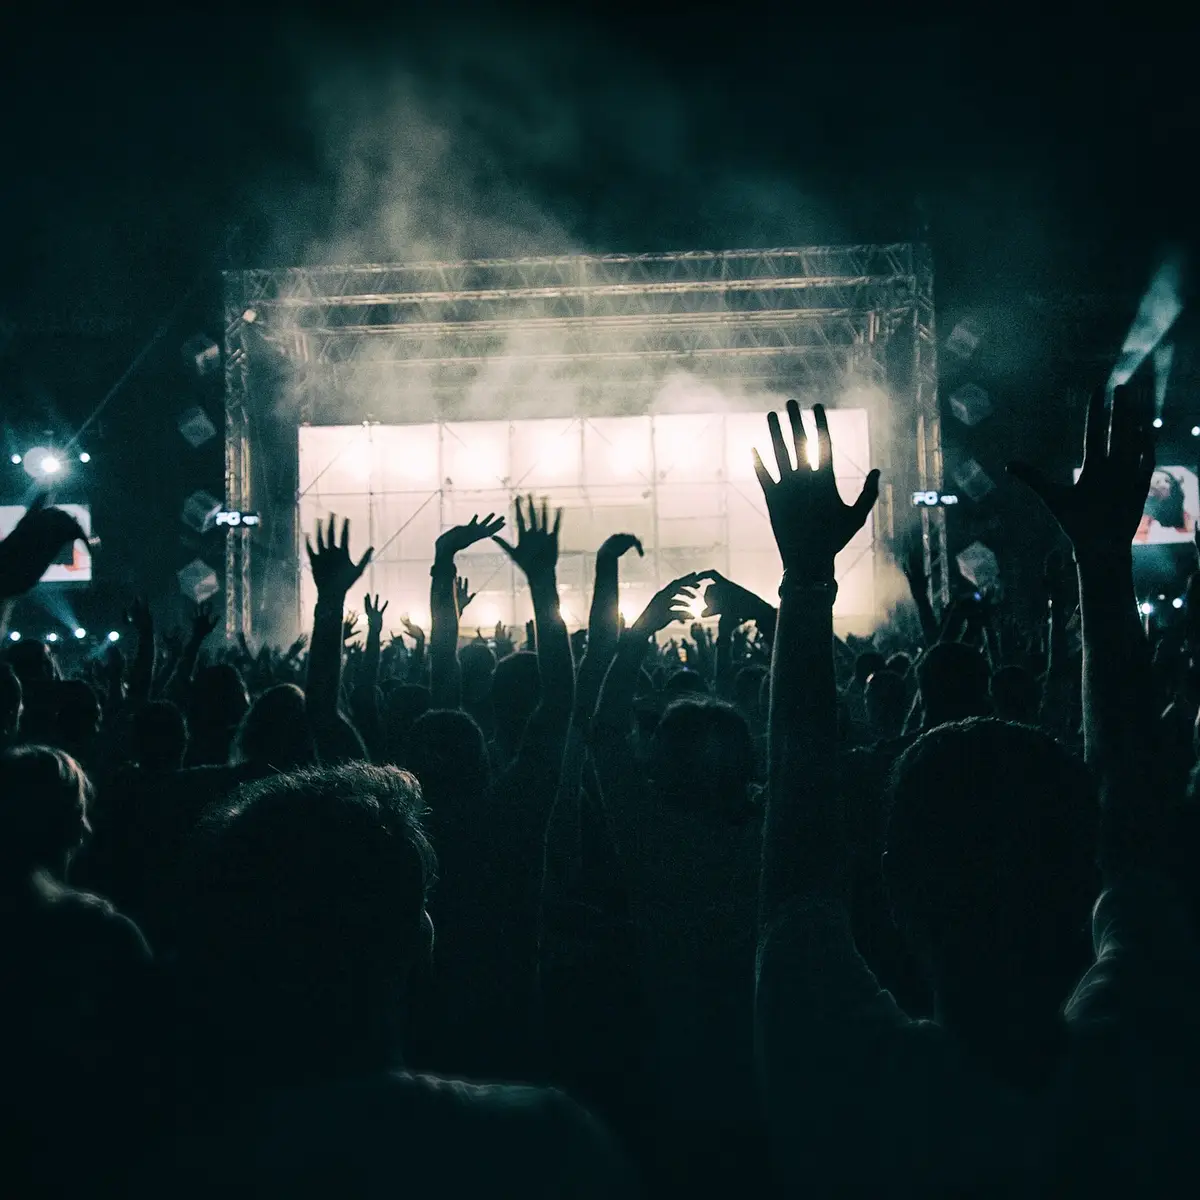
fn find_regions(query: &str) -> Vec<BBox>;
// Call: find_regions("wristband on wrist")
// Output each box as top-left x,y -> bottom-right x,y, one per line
778,572 -> 838,603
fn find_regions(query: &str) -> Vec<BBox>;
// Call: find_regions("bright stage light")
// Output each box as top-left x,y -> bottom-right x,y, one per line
39,454 -> 61,474
107,630 -> 120,643
45,632 -> 59,643
79,452 -> 91,463
618,596 -> 645,626
8,631 -> 20,642
1139,601 -> 1154,615
1173,597 -> 1184,610
243,308 -> 258,323
74,627 -> 87,639
1153,418 -> 1164,429
1191,426 -> 1199,438
10,454 -> 20,465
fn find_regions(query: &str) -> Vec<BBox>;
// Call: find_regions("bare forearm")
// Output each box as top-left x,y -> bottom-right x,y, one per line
578,557 -> 621,718
531,574 -> 574,725
763,589 -> 846,921
595,629 -> 649,733
129,628 -> 155,706
429,563 -> 461,709
306,598 -> 345,724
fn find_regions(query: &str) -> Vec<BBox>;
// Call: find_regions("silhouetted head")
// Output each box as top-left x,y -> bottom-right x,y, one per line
864,669 -> 908,741
664,668 -> 709,698
133,700 -> 188,771
187,665 -> 249,764
990,664 -> 1042,725
231,684 -> 316,771
403,708 -> 489,820
0,664 -> 21,745
0,745 -> 92,879
491,651 -> 540,750
3,639 -> 58,688
885,719 -> 1096,1020
916,642 -> 990,726
55,679 -> 102,746
733,664 -> 768,721
648,697 -> 757,824
886,652 -> 913,678
177,764 -> 436,1086
458,641 -> 496,706
1145,468 -> 1186,528
382,684 -> 431,763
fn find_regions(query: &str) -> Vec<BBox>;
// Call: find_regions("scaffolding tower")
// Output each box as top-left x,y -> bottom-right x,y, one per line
223,245 -> 946,641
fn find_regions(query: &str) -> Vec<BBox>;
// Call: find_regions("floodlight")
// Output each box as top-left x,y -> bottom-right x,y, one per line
45,632 -> 59,643
74,627 -> 87,639
1139,601 -> 1154,615
1173,597 -> 1184,610
107,630 -> 120,643
8,630 -> 20,642
79,451 -> 91,463
40,454 -> 61,474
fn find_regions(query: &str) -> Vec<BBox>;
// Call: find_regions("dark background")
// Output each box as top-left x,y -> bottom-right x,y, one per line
1,2 -> 1195,635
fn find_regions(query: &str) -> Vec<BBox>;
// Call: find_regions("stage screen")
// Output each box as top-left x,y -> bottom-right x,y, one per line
1074,466 -> 1199,546
298,411 -> 875,634
0,504 -> 93,583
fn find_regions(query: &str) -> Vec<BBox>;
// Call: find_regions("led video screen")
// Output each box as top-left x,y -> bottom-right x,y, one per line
0,504 -> 93,583
1074,466 -> 1198,546
298,411 -> 875,633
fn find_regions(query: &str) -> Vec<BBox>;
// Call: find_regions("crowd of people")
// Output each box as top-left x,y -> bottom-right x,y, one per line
1,383 -> 1198,1197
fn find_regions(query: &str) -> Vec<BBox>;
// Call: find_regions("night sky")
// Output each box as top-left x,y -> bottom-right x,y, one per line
1,3 -> 1194,625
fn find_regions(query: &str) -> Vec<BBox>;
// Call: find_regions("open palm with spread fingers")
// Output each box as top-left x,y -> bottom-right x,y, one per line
306,515 -> 373,600
754,400 -> 880,580
493,495 -> 562,583
436,513 -> 506,564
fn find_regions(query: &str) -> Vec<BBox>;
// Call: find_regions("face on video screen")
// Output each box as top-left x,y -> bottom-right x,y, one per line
1136,466 -> 1198,545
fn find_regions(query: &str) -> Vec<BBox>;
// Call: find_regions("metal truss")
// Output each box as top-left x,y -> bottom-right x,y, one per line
223,244 -> 945,639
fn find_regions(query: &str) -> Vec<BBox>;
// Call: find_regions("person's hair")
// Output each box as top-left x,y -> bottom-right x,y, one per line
403,708 -> 489,819
0,745 -> 92,875
1145,469 -> 1186,528
133,700 -> 188,771
989,664 -> 1042,725
886,652 -> 912,677
176,763 -> 436,1083
230,683 -> 316,770
0,663 -> 22,742
648,697 -> 757,823
885,719 -> 1096,982
854,651 -> 888,691
915,642 -> 990,724
55,679 -> 102,742
188,664 -> 250,730
733,664 -> 768,717
383,683 -> 432,763
458,641 -> 496,703
491,651 -> 540,746
864,669 -> 908,740
2,640 -> 59,687
664,668 -> 710,697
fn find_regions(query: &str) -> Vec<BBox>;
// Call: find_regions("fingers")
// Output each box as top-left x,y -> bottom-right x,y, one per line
354,548 -> 373,580
326,514 -> 336,552
1082,387 -> 1108,467
305,537 -> 315,564
539,496 -> 549,534
514,497 -> 527,539
340,517 -> 350,551
552,507 -> 562,538
767,410 -> 793,477
752,448 -> 775,494
1005,460 -> 1053,503
787,399 -> 810,472
813,404 -> 833,473
852,469 -> 881,523
493,534 -> 516,560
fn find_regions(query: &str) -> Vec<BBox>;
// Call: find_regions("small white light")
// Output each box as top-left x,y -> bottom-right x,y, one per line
1173,597 -> 1184,610
1139,601 -> 1154,616
243,308 -> 258,323
45,632 -> 59,643
1191,427 -> 1199,438
8,630 -> 20,642
1153,418 -> 1164,429
73,627 -> 87,639
10,453 -> 21,465
107,630 -> 120,643
39,454 -> 61,474
79,452 -> 91,463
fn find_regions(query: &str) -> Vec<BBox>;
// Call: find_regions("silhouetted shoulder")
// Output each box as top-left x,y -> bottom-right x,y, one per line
23,874 -> 151,963
143,1070 -> 637,1199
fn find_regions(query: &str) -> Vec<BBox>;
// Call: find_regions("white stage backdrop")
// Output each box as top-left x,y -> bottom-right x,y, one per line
298,410 -> 874,634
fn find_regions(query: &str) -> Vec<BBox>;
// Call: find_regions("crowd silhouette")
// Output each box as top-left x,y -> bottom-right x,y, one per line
1,382 -> 1198,1197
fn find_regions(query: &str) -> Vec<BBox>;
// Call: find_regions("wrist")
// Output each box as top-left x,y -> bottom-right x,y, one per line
431,556 -> 457,577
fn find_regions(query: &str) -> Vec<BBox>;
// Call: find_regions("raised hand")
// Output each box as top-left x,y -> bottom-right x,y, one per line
342,611 -> 361,644
632,572 -> 711,637
753,400 -> 880,581
0,495 -> 88,600
400,615 -> 425,643
306,515 -> 373,600
455,576 -> 476,615
363,593 -> 389,634
597,533 -> 644,562
285,633 -> 308,660
436,513 -> 506,564
1008,383 -> 1154,558
190,600 -> 219,645
494,495 -> 562,583
125,596 -> 153,636
701,570 -> 765,622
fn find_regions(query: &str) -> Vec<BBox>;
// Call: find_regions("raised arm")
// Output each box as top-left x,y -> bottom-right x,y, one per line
0,495 -> 87,605
575,534 -> 643,724
304,515 -> 373,729
757,400 -> 880,924
494,497 -> 574,757
429,514 -> 504,710
164,603 -> 219,706
901,539 -> 939,648
1010,383 -> 1160,878
126,598 -> 155,708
